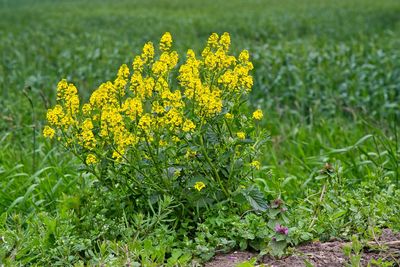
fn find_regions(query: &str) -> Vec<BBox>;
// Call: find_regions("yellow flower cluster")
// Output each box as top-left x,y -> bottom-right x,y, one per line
179,49 -> 223,117
178,33 -> 253,118
56,79 -> 80,115
43,125 -> 55,139
182,119 -> 196,132
225,113 -> 234,120
43,32 -> 261,166
121,97 -> 143,120
160,32 -> 173,52
194,181 -> 206,191
79,119 -> 96,150
250,160 -> 261,170
86,154 -> 98,165
100,105 -> 137,160
252,109 -> 263,120
45,80 -> 80,132
237,131 -> 246,140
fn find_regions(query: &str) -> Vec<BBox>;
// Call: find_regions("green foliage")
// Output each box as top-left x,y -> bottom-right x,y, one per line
236,257 -> 257,267
0,0 -> 399,265
343,236 -> 363,267
42,32 -> 268,222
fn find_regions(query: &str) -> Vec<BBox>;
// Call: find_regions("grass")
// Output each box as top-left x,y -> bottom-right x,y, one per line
0,0 -> 399,265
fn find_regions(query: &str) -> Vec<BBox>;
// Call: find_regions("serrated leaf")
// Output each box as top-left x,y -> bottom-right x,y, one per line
269,240 -> 287,257
243,186 -> 268,211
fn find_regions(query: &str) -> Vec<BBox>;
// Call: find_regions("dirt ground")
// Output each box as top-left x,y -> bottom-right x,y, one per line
205,229 -> 400,267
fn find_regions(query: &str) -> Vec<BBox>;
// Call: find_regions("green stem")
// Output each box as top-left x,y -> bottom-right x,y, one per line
198,125 -> 229,198
144,134 -> 169,189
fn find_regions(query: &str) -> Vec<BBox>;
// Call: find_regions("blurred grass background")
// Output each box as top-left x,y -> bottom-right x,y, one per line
0,0 -> 399,261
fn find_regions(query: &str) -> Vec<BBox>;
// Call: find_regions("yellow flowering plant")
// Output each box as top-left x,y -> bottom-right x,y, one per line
44,32 -> 268,215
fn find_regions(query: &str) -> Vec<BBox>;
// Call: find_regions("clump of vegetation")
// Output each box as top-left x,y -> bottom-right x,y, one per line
43,32 -> 268,219
1,0 -> 399,265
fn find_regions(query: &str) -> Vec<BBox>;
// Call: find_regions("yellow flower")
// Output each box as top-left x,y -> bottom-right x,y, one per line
46,105 -> 64,126
160,32 -> 172,52
44,32 -> 259,180
142,42 -> 155,62
239,50 -> 250,62
219,32 -> 231,51
138,113 -> 152,131
172,136 -> 181,143
43,126 -> 55,139
174,169 -> 181,177
56,79 -> 68,101
80,119 -> 97,150
250,160 -> 261,170
237,132 -> 246,140
112,151 -> 123,160
196,86 -> 223,117
122,97 -> 143,120
225,113 -> 234,120
218,69 -> 239,91
114,64 -> 130,96
86,154 -> 98,165
206,33 -> 219,48
164,108 -> 183,129
90,81 -> 118,108
178,49 -> 202,99
252,109 -> 263,120
132,55 -> 144,72
56,80 -> 80,117
182,119 -> 196,132
82,103 -> 92,115
194,181 -> 206,191
151,101 -> 164,115
185,149 -> 197,159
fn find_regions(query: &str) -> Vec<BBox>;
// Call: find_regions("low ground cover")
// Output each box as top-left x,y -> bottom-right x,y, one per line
0,0 -> 399,266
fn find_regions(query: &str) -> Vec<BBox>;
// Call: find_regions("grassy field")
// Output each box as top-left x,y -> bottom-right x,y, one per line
1,0 -> 399,265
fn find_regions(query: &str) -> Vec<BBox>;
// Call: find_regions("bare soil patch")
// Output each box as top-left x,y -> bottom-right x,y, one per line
205,229 -> 400,267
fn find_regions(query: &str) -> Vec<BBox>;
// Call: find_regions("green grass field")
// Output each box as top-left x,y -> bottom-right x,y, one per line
1,0 -> 399,265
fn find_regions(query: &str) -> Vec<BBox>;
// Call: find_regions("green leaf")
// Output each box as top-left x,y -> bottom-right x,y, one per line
303,259 -> 315,267
269,240 -> 287,257
236,257 -> 257,267
243,186 -> 268,212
